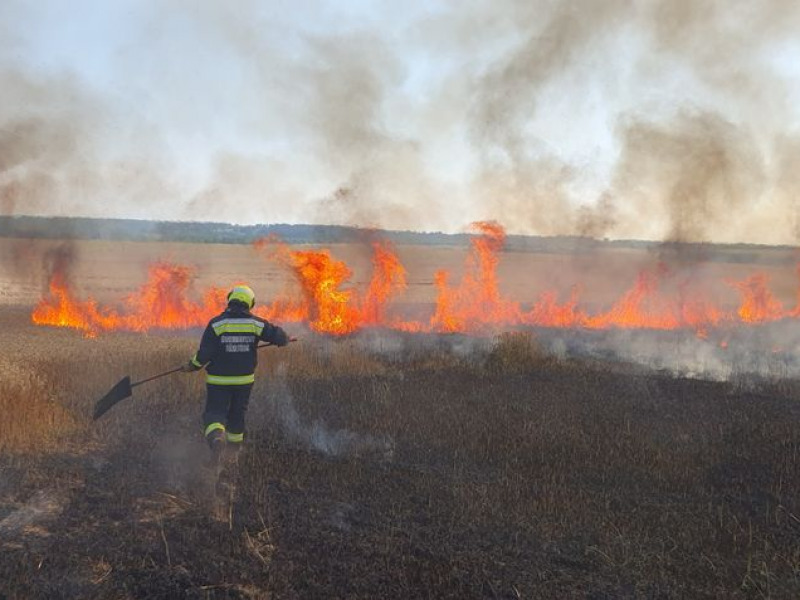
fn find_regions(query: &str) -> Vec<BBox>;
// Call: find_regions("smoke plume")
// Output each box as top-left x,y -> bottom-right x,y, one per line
1,0 -> 799,243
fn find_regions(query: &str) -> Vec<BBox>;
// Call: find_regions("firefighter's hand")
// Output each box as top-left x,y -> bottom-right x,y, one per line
274,328 -> 290,347
181,360 -> 200,373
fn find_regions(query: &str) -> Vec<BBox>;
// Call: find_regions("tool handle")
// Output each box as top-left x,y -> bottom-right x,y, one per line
134,339 -> 295,387
131,366 -> 185,388
257,337 -> 298,350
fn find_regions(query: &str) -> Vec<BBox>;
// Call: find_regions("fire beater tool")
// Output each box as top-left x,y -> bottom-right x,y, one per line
92,339 -> 297,420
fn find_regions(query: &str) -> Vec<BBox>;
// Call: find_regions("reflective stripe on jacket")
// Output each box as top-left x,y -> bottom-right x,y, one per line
192,303 -> 288,385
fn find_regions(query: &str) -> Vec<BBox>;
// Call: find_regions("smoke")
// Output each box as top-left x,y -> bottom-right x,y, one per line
464,0 -> 627,237
253,364 -> 395,458
39,242 -> 76,288
773,135 -> 800,242
0,71 -> 94,216
325,326 -> 800,384
2,1 -> 799,243
0,68 -> 179,221
536,323 -> 800,383
301,35 -> 445,231
608,111 -> 766,244
456,0 -> 800,243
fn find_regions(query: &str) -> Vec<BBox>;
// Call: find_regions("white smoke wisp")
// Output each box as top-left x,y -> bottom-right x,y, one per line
152,429 -> 211,493
277,326 -> 800,384
349,328 -> 495,366
253,363 -> 395,459
535,323 -> 800,383
310,325 -> 800,384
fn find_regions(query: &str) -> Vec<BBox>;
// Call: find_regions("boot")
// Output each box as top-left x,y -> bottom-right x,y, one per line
207,429 -> 226,467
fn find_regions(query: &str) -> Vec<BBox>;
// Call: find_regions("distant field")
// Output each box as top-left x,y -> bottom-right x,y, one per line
2,237 -> 798,312
0,314 -> 799,598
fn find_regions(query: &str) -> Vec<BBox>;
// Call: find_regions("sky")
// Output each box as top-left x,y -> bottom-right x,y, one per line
1,0 -> 799,244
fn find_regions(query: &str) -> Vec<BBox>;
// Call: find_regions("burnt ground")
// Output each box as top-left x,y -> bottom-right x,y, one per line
1,325 -> 800,599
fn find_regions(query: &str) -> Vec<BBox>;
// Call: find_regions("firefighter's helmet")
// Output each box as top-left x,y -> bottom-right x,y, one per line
227,285 -> 256,308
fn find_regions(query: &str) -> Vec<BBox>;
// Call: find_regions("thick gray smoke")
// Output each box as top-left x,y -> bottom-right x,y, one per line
0,72 -> 93,216
456,0 -> 800,243
608,112 -> 767,243
1,1 -> 799,243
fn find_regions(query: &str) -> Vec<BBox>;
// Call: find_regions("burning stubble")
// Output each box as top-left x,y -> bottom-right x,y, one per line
18,220 -> 800,384
28,223 -> 800,341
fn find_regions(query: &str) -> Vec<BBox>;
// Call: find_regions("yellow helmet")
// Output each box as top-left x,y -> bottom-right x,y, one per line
227,285 -> 256,308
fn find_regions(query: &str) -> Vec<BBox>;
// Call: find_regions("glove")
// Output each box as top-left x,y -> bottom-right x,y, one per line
181,360 -> 200,372
275,328 -> 290,347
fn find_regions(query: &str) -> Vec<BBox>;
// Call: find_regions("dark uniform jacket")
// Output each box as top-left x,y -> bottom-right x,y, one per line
191,302 -> 288,385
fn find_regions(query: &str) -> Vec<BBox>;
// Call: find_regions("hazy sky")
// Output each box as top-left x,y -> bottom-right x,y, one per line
2,0 -> 799,243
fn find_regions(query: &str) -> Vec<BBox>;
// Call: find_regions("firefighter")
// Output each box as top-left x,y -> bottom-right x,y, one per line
182,284 -> 290,462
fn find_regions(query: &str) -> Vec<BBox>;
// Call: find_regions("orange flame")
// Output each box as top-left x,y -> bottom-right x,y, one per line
586,267 -> 681,330
730,273 -> 784,324
430,221 -> 521,331
285,248 -> 360,335
122,263 -> 224,331
254,238 -> 408,335
526,288 -> 587,328
29,224 -> 800,338
32,261 -> 224,335
362,241 -> 407,326
31,267 -> 111,335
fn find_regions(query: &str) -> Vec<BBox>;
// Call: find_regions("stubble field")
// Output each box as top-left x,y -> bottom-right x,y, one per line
3,237 -> 799,310
1,238 -> 800,598
1,313 -> 800,598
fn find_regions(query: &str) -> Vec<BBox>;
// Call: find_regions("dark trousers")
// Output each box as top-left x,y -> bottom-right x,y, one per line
203,383 -> 253,443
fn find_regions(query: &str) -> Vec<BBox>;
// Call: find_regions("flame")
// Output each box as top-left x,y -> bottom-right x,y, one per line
254,239 -> 408,334
32,261 -> 223,335
730,273 -> 784,324
586,268 -> 681,330
31,267 -> 111,335
122,263 -> 225,331
29,223 -> 800,338
430,221 -> 522,331
526,288 -> 587,328
362,241 -> 407,326
283,248 -> 361,335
